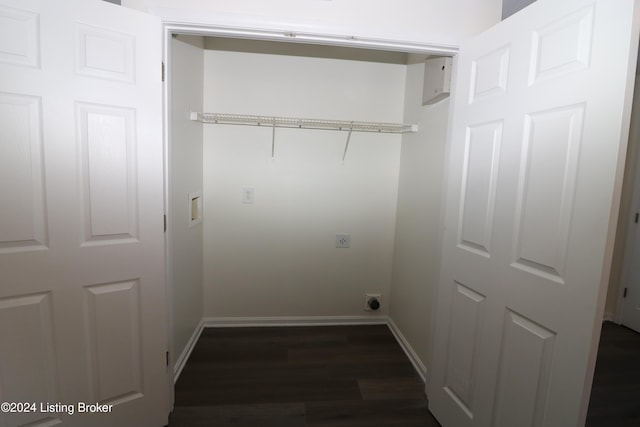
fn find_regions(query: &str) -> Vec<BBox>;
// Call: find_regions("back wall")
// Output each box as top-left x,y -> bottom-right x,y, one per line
201,47 -> 406,320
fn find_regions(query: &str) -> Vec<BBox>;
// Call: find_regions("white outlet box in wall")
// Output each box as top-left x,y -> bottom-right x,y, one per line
336,234 -> 350,248
242,187 -> 254,204
188,191 -> 202,227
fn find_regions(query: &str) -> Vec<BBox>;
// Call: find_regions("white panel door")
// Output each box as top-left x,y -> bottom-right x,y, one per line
428,0 -> 639,426
0,1 -> 167,426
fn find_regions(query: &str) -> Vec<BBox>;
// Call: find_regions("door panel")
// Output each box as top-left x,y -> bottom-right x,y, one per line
442,282 -> 485,417
459,120 -> 502,256
0,1 -> 167,426
469,47 -> 510,103
77,102 -> 138,243
529,7 -> 593,84
0,5 -> 40,68
85,280 -> 144,405
492,310 -> 555,427
75,24 -> 135,83
512,105 -> 583,282
0,93 -> 47,252
428,0 -> 639,426
0,293 -> 59,427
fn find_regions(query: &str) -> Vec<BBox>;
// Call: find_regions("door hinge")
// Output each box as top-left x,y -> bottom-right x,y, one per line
161,62 -> 165,82
635,212 -> 639,224
164,214 -> 167,232
624,287 -> 628,298
166,351 -> 169,367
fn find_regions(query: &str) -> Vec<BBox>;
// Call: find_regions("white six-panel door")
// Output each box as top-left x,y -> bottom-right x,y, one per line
0,1 -> 167,426
428,0 -> 639,426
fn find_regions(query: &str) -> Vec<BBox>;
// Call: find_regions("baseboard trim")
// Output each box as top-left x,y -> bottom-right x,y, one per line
203,315 -> 388,328
182,316 -> 425,384
173,319 -> 204,383
603,311 -> 615,322
387,317 -> 427,383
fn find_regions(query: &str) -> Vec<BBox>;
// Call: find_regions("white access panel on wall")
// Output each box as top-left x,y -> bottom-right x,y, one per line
0,0 -> 168,426
428,0 -> 638,426
423,57 -> 452,105
189,191 -> 202,226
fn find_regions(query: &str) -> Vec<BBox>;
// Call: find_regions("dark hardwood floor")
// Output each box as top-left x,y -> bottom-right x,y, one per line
169,321 -> 640,426
169,324 -> 441,427
586,321 -> 640,427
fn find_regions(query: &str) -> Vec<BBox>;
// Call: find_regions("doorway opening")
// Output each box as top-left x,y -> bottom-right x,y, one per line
163,24 -> 455,389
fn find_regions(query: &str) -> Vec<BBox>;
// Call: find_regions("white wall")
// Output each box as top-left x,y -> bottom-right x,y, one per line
201,48 -> 406,320
124,0 -> 501,49
389,61 -> 450,374
608,74 -> 640,319
169,35 -> 204,365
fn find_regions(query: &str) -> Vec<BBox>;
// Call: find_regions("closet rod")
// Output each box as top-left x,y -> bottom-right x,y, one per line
190,112 -> 418,134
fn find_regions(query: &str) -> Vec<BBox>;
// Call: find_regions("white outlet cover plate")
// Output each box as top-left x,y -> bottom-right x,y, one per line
242,187 -> 254,204
336,234 -> 350,248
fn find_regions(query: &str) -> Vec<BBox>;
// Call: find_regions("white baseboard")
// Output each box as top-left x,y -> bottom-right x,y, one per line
203,315 -> 388,328
603,311 -> 615,322
179,316 -> 425,385
173,319 -> 204,383
387,317 -> 427,383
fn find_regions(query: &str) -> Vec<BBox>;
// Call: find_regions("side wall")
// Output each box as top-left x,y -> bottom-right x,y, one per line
608,74 -> 640,318
201,49 -> 405,321
169,35 -> 204,366
389,61 -> 450,375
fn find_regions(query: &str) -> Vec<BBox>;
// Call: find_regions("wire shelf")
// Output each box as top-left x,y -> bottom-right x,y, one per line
191,112 -> 418,134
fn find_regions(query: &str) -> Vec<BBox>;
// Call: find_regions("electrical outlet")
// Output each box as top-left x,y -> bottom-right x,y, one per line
336,234 -> 350,248
364,294 -> 382,311
242,187 -> 254,204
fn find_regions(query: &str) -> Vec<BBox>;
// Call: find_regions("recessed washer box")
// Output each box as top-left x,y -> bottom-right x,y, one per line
189,191 -> 202,227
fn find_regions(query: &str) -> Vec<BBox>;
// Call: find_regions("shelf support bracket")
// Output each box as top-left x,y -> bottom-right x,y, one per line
271,119 -> 276,160
342,127 -> 353,164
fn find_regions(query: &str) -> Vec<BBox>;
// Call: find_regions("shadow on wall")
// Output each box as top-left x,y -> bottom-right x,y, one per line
502,0 -> 536,19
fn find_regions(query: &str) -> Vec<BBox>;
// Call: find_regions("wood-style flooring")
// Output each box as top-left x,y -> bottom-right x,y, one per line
586,321 -> 640,427
169,324 -> 441,427
169,321 -> 640,426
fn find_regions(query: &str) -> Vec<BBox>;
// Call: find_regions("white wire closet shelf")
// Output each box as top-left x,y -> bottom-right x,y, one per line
190,112 -> 418,134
